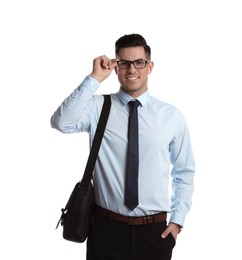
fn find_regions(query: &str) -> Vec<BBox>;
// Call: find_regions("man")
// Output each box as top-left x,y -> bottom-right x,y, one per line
51,33 -> 196,260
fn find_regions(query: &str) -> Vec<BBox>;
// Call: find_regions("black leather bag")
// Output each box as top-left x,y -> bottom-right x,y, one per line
56,182 -> 94,242
56,95 -> 111,243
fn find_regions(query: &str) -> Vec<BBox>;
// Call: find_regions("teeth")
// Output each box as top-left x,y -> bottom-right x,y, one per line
127,76 -> 137,80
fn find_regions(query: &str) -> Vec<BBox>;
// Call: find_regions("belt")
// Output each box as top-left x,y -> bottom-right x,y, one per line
94,205 -> 167,225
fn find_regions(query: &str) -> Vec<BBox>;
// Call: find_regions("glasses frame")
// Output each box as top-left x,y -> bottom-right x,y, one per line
117,59 -> 150,69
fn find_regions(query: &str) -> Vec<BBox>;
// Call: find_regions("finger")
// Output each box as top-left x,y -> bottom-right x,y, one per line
161,229 -> 169,238
105,59 -> 117,70
97,56 -> 108,69
161,226 -> 172,239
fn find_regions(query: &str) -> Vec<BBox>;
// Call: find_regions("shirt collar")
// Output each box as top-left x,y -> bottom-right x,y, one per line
117,89 -> 150,106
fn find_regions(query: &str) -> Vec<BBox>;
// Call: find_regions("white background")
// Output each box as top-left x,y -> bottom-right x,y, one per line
1,0 -> 242,259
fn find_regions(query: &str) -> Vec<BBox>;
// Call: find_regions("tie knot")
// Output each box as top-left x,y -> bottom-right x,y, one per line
128,100 -> 140,110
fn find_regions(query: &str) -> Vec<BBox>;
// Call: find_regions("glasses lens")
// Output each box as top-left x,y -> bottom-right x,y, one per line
134,60 -> 146,69
118,60 -> 130,69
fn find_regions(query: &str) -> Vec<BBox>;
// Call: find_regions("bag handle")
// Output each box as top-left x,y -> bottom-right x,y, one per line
81,95 -> 111,186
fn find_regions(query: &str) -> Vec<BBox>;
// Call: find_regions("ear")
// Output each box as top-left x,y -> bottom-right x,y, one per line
114,66 -> 118,74
147,61 -> 154,75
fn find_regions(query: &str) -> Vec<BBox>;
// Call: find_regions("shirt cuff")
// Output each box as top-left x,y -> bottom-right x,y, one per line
80,75 -> 100,93
169,212 -> 185,227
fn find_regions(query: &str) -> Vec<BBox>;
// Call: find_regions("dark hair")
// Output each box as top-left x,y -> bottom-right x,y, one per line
115,33 -> 151,59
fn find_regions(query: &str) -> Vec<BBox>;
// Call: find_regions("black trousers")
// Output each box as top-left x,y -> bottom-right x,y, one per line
86,214 -> 176,260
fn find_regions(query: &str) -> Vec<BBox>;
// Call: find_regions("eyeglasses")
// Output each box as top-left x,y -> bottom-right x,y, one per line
117,59 -> 150,69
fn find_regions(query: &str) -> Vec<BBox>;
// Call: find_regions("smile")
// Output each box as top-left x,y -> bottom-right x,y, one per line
126,76 -> 138,80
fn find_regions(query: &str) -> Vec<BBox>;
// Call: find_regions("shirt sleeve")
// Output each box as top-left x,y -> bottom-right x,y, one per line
168,110 -> 196,227
50,76 -> 100,133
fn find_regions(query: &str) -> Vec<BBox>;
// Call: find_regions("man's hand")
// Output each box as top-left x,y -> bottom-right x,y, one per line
161,223 -> 182,240
90,55 -> 117,83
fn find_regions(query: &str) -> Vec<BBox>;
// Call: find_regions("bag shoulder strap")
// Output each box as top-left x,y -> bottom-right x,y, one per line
55,95 -> 111,230
81,94 -> 111,186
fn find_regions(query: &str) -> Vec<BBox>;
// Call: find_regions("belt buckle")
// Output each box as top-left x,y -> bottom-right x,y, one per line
143,216 -> 152,224
127,215 -> 153,225
127,217 -> 134,225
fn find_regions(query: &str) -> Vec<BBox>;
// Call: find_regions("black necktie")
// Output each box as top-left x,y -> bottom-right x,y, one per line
125,100 -> 140,210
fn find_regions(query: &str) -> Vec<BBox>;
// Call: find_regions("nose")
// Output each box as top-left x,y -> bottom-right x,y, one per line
128,62 -> 136,71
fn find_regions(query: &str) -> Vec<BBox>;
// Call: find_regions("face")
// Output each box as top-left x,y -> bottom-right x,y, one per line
115,46 -> 154,98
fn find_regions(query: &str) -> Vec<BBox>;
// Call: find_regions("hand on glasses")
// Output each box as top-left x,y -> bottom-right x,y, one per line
90,55 -> 117,83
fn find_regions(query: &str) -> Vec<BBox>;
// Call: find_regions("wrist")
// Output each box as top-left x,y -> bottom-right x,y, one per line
89,73 -> 102,83
170,222 -> 183,233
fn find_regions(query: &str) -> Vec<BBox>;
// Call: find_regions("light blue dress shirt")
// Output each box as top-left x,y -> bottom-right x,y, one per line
51,76 -> 196,226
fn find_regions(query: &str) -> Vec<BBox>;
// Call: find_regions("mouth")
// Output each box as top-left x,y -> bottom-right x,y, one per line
126,75 -> 139,81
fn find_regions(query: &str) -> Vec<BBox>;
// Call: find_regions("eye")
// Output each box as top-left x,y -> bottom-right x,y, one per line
135,60 -> 145,66
120,61 -> 129,66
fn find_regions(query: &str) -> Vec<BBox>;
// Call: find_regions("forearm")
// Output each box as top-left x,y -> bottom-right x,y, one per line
169,154 -> 195,226
50,76 -> 100,133
169,179 -> 195,227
